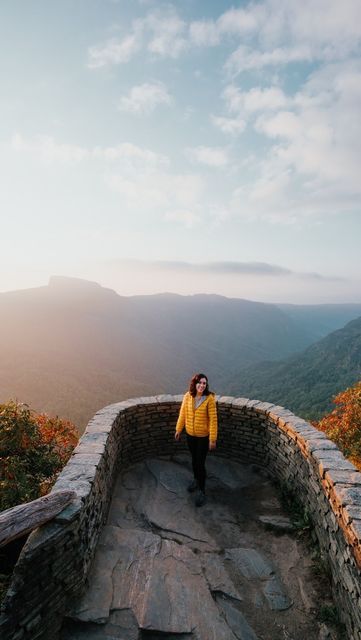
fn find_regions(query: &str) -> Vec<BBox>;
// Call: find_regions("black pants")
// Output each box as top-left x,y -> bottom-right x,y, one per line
187,434 -> 209,492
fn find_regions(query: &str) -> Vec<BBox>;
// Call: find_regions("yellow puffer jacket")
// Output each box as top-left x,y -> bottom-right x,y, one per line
176,392 -> 218,442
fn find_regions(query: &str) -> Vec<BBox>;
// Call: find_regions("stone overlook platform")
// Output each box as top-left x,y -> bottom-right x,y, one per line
62,455 -> 327,640
2,396 -> 361,639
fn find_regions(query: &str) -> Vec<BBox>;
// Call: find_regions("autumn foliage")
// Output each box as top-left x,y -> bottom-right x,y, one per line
316,381 -> 361,469
0,401 -> 79,511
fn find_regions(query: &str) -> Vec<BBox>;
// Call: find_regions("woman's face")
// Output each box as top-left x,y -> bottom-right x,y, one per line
196,377 -> 207,395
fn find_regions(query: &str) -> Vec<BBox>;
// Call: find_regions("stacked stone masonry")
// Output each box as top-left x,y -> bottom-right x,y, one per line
1,395 -> 361,639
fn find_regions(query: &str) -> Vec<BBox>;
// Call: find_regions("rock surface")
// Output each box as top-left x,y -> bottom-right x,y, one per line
62,456 -> 333,640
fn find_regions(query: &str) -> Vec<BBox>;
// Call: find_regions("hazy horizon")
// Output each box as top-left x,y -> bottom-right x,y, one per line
1,271 -> 361,306
1,1 -> 360,304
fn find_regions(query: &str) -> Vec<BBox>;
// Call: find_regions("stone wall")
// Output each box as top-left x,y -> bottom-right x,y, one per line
1,396 -> 361,639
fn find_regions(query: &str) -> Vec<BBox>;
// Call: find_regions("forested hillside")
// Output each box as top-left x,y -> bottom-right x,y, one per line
233,317 -> 361,419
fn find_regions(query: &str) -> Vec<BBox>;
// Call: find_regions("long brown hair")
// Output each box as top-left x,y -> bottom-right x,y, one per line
189,373 -> 211,397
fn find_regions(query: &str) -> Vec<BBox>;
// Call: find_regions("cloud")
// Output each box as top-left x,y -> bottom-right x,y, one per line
87,7 -> 188,68
189,20 -> 220,47
217,6 -> 263,36
11,133 -> 89,164
8,132 -> 208,227
254,62 -> 361,196
255,110 -> 302,139
144,9 -> 188,57
11,134 -> 168,168
186,146 -> 229,167
212,85 -> 289,136
118,81 -> 172,115
230,169 -> 297,224
93,142 -> 168,167
220,57 -> 361,221
225,45 -> 313,75
87,34 -> 141,68
87,0 -> 361,71
221,1 -> 361,74
223,85 -> 289,114
109,259 -> 340,281
85,0 -> 361,88
199,262 -> 292,276
188,6 -> 264,49
106,171 -> 205,221
211,115 -> 246,135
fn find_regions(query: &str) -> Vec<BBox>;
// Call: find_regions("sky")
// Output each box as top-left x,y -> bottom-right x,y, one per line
1,0 -> 361,303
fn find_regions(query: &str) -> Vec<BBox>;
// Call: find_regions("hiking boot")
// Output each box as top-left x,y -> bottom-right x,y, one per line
195,490 -> 206,507
187,479 -> 198,493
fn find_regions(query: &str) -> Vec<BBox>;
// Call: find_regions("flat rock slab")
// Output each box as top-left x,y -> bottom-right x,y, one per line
225,548 -> 274,579
108,458 -> 217,550
201,553 -> 242,601
63,456 -> 329,640
215,595 -> 258,640
205,457 -> 261,490
263,576 -> 293,611
70,527 -> 238,639
258,515 -> 295,532
225,547 -> 292,611
70,527 -> 161,623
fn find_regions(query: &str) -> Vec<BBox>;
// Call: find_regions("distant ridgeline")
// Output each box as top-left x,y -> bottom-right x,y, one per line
2,396 -> 361,639
0,277 -> 361,430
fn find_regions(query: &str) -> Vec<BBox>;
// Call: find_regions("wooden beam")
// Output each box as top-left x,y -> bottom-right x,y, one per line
0,491 -> 77,547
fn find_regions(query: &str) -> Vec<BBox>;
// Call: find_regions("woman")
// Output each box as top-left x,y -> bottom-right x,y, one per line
175,373 -> 217,507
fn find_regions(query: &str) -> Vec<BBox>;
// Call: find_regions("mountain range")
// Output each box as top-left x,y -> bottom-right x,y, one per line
233,316 -> 361,419
0,276 -> 360,431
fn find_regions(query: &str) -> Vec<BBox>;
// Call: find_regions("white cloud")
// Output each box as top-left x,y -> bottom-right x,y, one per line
224,85 -> 289,114
213,85 -> 289,136
87,7 -> 187,69
285,0 -> 361,52
211,115 -> 246,135
119,258 -> 340,281
212,51 -> 361,222
141,8 -> 188,58
186,146 -> 229,167
107,171 -> 205,219
230,168 -> 297,223
87,0 -> 361,71
87,34 -> 141,68
217,6 -> 263,36
229,63 -> 361,222
188,5 -> 264,49
93,142 -> 168,167
11,134 -> 168,169
118,81 -> 172,115
189,20 -> 220,47
11,133 -> 89,164
221,0 -> 361,76
8,132 -> 209,226
225,45 -> 313,75
254,62 -> 361,196
255,111 -> 302,139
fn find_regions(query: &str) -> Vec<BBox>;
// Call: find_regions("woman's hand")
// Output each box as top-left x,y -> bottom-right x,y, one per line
175,431 -> 181,441
209,440 -> 216,451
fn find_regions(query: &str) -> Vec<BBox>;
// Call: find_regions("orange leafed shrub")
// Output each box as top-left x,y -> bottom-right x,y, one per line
0,401 -> 79,510
315,381 -> 361,470
36,414 -> 79,464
